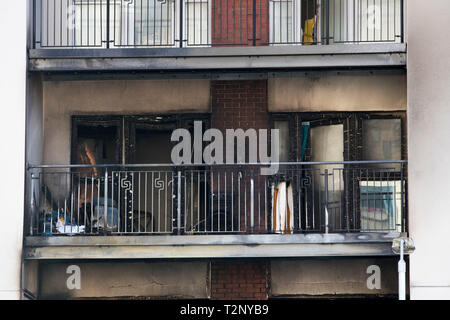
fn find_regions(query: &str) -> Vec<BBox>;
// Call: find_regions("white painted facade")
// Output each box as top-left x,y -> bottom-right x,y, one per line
0,1 -> 27,300
407,0 -> 450,300
1,0 -> 450,300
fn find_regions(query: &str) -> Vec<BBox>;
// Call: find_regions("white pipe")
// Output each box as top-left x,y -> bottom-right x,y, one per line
398,239 -> 406,300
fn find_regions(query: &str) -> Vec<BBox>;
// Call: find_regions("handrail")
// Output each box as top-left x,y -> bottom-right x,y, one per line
28,160 -> 408,170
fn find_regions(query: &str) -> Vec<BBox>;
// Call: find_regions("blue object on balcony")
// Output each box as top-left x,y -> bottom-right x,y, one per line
92,198 -> 118,230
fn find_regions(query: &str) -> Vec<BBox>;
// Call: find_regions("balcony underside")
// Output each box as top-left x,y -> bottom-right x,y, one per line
24,232 -> 402,260
28,43 -> 406,72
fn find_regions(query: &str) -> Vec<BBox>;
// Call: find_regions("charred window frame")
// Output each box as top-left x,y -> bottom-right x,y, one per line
71,114 -> 211,235
72,114 -> 211,166
269,111 -> 407,233
71,116 -> 123,171
270,112 -> 407,163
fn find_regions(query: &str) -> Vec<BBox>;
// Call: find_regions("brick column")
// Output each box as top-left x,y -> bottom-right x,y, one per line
210,80 -> 270,300
210,260 -> 269,300
211,0 -> 269,46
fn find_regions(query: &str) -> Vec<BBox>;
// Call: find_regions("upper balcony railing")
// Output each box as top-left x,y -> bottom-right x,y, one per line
32,0 -> 404,49
27,161 -> 407,237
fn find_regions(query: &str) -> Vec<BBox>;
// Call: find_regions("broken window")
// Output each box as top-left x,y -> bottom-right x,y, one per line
360,118 -> 403,231
274,120 -> 290,162
362,119 -> 401,163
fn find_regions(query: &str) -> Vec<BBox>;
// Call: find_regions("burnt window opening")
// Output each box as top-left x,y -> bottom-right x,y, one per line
69,114 -> 211,235
269,112 -> 406,234
271,112 -> 406,163
72,114 -> 211,168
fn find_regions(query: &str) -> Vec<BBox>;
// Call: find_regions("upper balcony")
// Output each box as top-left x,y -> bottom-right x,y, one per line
29,0 -> 406,72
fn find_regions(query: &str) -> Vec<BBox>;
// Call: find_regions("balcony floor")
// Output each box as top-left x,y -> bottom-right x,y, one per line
24,232 -> 403,260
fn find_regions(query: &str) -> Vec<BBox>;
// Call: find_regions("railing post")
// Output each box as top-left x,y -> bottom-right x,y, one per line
29,172 -> 36,236
177,170 -> 182,234
252,0 -> 257,46
325,0 -> 330,44
104,168 -> 108,231
250,171 -> 255,232
179,0 -> 183,48
400,0 -> 404,43
401,162 -> 405,233
324,168 -> 329,233
106,0 -> 111,48
32,0 -> 36,49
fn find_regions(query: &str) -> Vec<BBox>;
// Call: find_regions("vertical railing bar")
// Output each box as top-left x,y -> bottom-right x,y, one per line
77,173 -> 80,229
118,172 -> 121,233
224,171 -> 227,232
218,171 -> 220,231
258,175 -> 261,229
138,172 -> 141,232
324,169 -> 329,233
104,169 -> 108,232
297,170 -> 301,231
238,171 -> 241,231
265,177 -> 267,231
311,169 -> 315,230
144,171 -> 148,233
112,170 -> 115,232
165,171 -> 168,233
190,171 -> 193,231
152,171 -> 155,233
131,172 -> 134,232
231,171 -> 234,232
211,170 -> 214,232
171,171 -> 174,233
204,170 -> 207,233
198,171 -> 200,233
30,173 -> 36,236
184,170 -> 187,230
244,174 -> 247,230
177,170 -> 181,234
97,176 -> 100,234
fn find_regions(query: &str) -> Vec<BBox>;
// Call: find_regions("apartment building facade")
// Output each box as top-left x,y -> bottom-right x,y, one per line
0,0 -> 449,300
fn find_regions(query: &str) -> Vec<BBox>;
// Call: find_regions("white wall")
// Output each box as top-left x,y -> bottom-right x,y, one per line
407,0 -> 450,300
0,2 -> 27,299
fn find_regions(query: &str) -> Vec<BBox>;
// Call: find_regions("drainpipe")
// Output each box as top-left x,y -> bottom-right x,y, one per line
393,237 -> 414,300
398,239 -> 406,300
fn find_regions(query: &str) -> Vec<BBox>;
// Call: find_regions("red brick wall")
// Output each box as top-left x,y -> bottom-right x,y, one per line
212,0 -> 269,46
210,260 -> 269,300
211,80 -> 269,137
211,80 -> 270,233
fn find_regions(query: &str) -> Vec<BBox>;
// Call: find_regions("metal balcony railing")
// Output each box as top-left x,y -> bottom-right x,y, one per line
27,161 -> 407,236
32,0 -> 404,49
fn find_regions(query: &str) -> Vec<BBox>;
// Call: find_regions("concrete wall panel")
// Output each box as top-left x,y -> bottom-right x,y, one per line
39,261 -> 209,299
268,74 -> 406,112
42,79 -> 211,164
271,258 -> 398,296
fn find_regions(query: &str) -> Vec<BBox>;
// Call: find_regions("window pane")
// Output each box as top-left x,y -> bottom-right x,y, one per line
271,0 -> 294,43
185,0 -> 209,46
362,119 -> 401,161
274,121 -> 290,162
132,0 -> 175,46
360,180 -> 402,232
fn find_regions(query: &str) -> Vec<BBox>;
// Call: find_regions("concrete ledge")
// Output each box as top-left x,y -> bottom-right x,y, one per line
28,44 -> 406,72
24,233 -> 402,260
